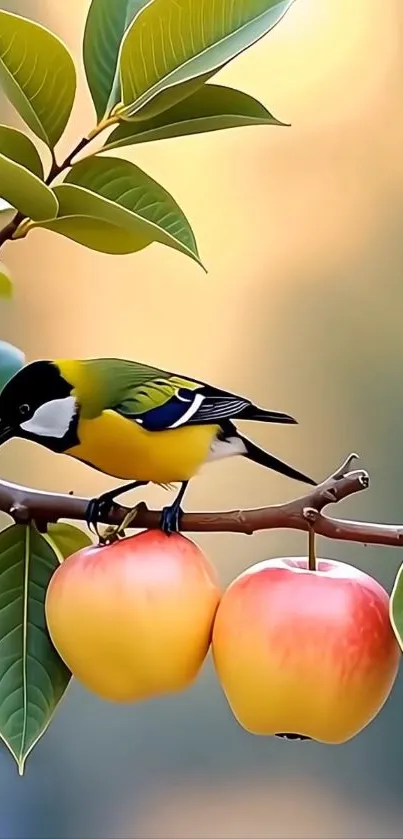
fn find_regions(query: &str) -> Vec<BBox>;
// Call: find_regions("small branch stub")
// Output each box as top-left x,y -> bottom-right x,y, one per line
9,503 -> 30,524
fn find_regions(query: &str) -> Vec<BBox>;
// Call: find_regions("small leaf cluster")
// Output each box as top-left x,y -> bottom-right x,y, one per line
0,0 -> 294,293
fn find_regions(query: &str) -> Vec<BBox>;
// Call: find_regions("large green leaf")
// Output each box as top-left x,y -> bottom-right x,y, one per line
37,157 -> 201,264
0,154 -> 58,221
0,262 -> 13,299
102,84 -> 286,150
0,341 -> 25,391
83,0 -> 150,121
0,10 -> 76,148
0,524 -> 71,775
35,213 -> 152,255
0,126 -> 43,178
45,523 -> 92,560
119,0 -> 295,121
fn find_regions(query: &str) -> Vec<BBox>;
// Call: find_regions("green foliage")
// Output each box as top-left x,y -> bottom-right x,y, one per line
0,125 -> 55,222
0,524 -> 71,775
118,0 -> 294,121
0,0 -> 292,271
0,262 -> 12,299
0,126 -> 44,178
390,565 -> 403,649
83,0 -> 150,121
45,523 -> 93,560
0,341 -> 25,390
102,84 -> 286,149
0,152 -> 58,221
37,157 -> 202,263
0,10 -> 76,148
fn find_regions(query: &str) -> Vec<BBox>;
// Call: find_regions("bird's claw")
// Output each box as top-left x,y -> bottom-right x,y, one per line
85,481 -> 147,542
85,494 -> 114,539
160,504 -> 184,535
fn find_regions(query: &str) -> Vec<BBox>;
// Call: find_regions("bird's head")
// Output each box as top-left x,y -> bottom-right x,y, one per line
0,360 -> 78,451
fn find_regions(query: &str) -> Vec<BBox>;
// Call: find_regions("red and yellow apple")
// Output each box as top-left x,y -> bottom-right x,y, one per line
45,529 -> 221,702
212,557 -> 400,743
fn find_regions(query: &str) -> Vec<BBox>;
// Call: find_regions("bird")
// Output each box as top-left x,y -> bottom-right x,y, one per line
0,357 -> 316,534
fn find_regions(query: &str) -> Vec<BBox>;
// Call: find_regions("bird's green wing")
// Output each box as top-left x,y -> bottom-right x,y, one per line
73,358 -> 202,421
109,368 -> 252,431
72,358 -> 276,430
117,374 -> 202,417
70,358 -> 168,418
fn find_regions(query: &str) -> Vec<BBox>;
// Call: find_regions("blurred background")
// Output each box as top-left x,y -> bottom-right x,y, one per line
0,0 -> 403,836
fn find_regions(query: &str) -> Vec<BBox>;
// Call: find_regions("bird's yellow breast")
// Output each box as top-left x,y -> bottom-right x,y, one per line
65,410 -> 219,483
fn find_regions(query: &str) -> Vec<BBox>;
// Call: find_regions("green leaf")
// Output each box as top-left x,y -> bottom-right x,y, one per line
0,153 -> 58,221
119,0 -> 295,121
83,0 -> 150,121
35,214 -> 152,255
37,156 -> 201,265
0,198 -> 16,231
0,262 -> 13,299
0,10 -> 76,148
0,126 -> 43,178
0,524 -> 71,775
45,523 -> 92,560
390,564 -> 403,649
102,84 -> 287,150
0,341 -> 25,391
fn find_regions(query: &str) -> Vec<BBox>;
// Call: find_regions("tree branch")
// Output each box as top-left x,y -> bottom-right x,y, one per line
0,453 -> 402,548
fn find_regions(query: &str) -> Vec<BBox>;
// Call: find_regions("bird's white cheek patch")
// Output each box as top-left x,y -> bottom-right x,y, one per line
20,396 -> 77,438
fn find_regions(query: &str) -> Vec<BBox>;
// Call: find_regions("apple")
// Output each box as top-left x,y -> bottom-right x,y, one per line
212,557 -> 400,744
45,529 -> 221,702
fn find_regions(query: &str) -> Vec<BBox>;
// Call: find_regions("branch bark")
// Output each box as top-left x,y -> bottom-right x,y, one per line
0,453 -> 403,547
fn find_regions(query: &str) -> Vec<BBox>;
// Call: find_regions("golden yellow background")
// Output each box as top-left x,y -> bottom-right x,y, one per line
1,1 -> 403,836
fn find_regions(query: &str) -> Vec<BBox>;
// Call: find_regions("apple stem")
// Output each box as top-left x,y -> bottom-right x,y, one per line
308,526 -> 317,571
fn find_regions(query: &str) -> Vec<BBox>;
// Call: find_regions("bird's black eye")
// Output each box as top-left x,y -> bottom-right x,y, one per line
19,403 -> 31,418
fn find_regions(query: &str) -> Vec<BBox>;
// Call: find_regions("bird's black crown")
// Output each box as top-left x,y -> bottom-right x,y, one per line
0,360 -> 71,429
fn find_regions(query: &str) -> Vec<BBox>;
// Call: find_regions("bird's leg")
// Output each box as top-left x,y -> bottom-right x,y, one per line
160,481 -> 189,535
85,481 -> 148,538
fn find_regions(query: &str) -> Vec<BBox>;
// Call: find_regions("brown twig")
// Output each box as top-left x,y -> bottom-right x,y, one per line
0,211 -> 25,249
0,453 -> 402,547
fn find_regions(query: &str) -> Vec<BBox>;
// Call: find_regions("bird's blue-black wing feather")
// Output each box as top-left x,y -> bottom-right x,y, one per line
115,376 -> 251,432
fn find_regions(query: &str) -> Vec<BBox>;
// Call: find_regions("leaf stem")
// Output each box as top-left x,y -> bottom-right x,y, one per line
12,220 -> 33,240
308,526 -> 317,572
86,114 -> 120,141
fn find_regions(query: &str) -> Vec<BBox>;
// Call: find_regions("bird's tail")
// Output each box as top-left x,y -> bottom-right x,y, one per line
239,405 -> 298,424
240,434 -> 316,486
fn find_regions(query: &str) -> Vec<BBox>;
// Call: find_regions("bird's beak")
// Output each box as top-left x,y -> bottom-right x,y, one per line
0,424 -> 13,445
